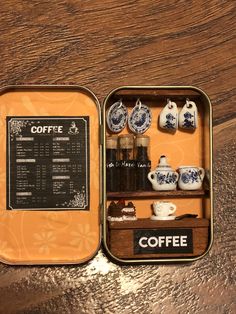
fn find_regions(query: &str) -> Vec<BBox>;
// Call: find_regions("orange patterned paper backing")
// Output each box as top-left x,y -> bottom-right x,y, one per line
0,89 -> 100,264
106,100 -> 207,218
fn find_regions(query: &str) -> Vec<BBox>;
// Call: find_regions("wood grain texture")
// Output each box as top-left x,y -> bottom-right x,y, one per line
109,227 -> 209,258
0,1 -> 235,313
107,190 -> 207,199
109,218 -> 209,229
109,219 -> 209,258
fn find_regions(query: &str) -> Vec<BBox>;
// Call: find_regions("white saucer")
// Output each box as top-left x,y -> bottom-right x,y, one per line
150,215 -> 176,221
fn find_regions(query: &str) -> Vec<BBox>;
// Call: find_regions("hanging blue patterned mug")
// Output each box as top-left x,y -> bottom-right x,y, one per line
178,166 -> 205,190
179,99 -> 198,130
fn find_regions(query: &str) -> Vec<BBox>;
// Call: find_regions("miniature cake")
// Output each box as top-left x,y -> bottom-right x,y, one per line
107,200 -> 137,221
122,202 -> 137,221
107,200 -> 123,221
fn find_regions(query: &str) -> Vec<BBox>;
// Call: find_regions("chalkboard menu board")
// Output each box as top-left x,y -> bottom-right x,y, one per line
7,117 -> 90,210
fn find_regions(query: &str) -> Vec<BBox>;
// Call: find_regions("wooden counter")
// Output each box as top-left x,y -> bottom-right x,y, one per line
108,218 -> 210,259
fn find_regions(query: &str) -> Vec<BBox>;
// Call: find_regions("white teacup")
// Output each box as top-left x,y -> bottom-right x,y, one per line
153,201 -> 176,217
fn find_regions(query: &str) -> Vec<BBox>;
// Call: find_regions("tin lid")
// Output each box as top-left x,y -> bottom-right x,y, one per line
119,134 -> 134,149
135,134 -> 150,147
106,135 -> 118,149
0,85 -> 101,265
0,84 -> 213,266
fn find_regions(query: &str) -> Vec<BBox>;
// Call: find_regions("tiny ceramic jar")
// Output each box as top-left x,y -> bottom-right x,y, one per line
151,201 -> 177,220
178,166 -> 205,190
147,155 -> 179,191
153,201 -> 176,217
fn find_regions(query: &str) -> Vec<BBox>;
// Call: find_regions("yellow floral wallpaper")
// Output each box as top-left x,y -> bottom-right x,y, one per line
105,98 -> 207,218
0,88 -> 100,264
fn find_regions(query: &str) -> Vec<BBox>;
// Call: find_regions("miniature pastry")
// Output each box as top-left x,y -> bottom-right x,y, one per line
122,202 -> 137,221
107,200 -> 137,221
107,201 -> 123,221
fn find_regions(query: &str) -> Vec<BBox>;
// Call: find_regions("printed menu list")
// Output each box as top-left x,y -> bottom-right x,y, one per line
7,117 -> 90,210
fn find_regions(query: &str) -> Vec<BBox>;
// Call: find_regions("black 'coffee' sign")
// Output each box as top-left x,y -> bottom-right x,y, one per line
7,117 -> 90,210
134,229 -> 193,254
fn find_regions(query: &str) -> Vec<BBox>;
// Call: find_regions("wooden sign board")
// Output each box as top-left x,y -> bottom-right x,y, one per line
108,218 -> 209,259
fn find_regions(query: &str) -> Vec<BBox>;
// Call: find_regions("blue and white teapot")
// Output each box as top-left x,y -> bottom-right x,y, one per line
147,155 -> 179,191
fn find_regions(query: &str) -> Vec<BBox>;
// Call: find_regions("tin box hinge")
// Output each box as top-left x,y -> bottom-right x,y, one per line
99,124 -> 104,146
100,203 -> 104,226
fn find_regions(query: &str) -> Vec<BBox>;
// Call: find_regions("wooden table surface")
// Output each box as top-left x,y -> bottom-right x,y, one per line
0,1 -> 235,313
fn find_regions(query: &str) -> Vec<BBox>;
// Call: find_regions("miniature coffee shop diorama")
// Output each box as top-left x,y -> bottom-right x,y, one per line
104,87 -> 213,262
0,85 -> 212,265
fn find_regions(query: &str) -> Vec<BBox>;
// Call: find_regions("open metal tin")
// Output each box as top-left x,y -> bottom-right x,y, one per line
0,85 -> 213,265
102,86 -> 213,264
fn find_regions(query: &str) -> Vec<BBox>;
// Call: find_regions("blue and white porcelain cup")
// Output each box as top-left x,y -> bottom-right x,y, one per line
159,99 -> 178,131
178,166 -> 205,190
179,99 -> 198,130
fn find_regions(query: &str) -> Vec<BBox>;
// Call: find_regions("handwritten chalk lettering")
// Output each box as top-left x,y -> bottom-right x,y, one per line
31,126 -> 63,134
137,161 -> 151,168
106,162 -> 115,168
134,229 -> 193,254
120,161 -> 136,168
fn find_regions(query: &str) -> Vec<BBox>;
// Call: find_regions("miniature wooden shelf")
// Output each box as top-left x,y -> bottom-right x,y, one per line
108,218 -> 209,229
108,218 -> 210,258
107,189 -> 208,199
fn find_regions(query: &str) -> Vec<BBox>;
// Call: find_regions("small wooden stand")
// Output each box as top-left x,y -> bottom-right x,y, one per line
108,218 -> 210,259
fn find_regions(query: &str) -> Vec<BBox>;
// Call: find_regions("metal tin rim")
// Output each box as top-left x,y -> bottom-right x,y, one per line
102,85 -> 214,264
0,84 -> 102,265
